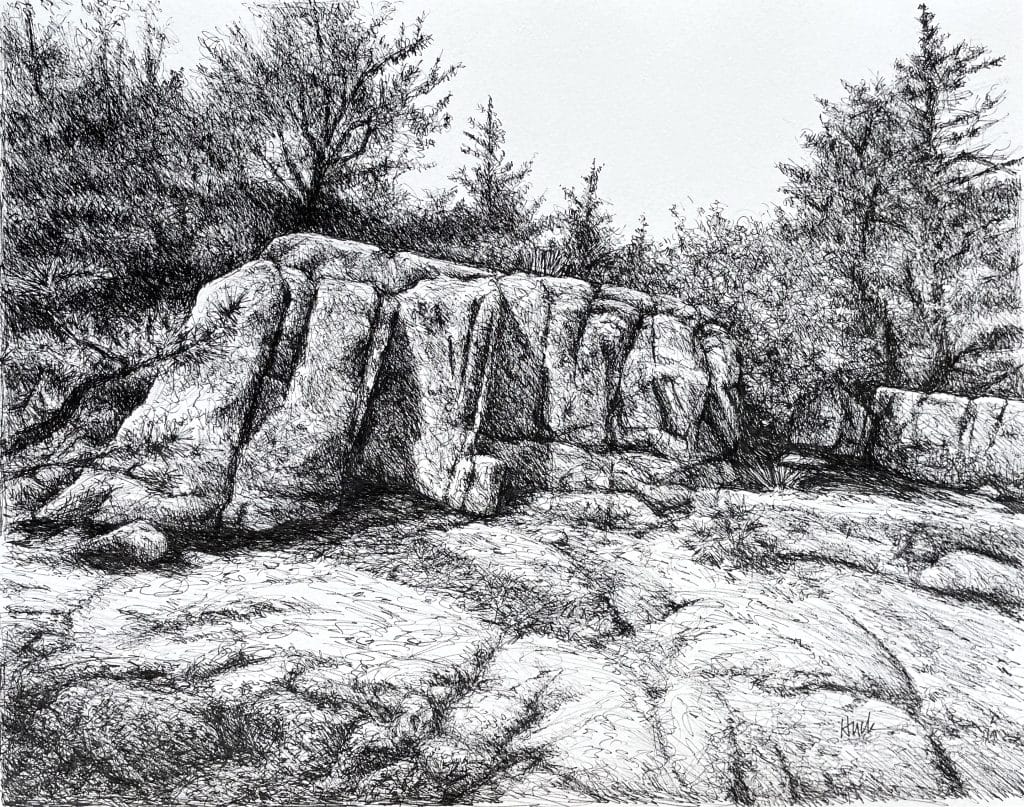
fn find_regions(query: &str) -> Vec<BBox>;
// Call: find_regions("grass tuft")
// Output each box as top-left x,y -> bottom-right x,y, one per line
735,452 -> 812,492
693,494 -> 781,572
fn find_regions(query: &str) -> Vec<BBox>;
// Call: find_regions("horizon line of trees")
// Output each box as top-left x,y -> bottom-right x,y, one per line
2,0 -> 1021,497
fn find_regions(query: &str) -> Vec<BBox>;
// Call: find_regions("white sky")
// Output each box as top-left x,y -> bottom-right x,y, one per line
162,0 -> 1023,237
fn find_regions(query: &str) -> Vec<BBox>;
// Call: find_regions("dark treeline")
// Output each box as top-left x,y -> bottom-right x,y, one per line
2,0 -> 1021,495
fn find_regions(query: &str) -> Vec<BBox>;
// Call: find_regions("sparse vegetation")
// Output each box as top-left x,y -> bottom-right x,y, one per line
692,494 -> 781,572
735,453 -> 813,492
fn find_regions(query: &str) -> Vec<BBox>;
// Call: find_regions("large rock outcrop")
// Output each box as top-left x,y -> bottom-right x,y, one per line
38,261 -> 290,527
872,387 -> 1024,498
41,235 -> 740,530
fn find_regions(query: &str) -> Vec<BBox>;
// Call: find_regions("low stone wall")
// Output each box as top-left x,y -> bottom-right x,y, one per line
872,387 -> 1024,498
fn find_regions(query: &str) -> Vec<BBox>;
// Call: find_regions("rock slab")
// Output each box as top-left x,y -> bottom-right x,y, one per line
78,520 -> 169,567
872,387 -> 1024,498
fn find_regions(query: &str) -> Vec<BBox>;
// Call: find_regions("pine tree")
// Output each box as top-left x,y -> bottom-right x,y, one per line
626,215 -> 652,273
897,4 -> 1016,185
780,5 -> 1020,399
451,96 -> 540,238
558,159 -> 618,284
891,4 -> 1021,391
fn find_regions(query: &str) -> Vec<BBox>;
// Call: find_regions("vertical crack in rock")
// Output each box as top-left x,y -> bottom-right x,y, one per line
650,381 -> 678,448
462,288 -> 502,448
693,325 -> 725,453
544,279 -> 595,439
604,300 -> 646,450
927,736 -> 967,799
443,289 -> 484,482
568,292 -> 595,374
244,266 -> 319,437
343,293 -> 399,471
482,275 -> 549,442
215,276 -> 292,528
978,395 -> 1012,491
458,294 -> 485,395
867,388 -> 899,461
533,279 -> 556,439
614,308 -> 699,456
445,284 -> 502,510
699,340 -> 717,443
544,281 -> 597,444
982,396 -> 1010,458
276,282 -> 320,402
954,398 -> 979,486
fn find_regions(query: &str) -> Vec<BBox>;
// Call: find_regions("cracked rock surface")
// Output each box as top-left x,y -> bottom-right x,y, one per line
873,386 -> 1024,498
4,468 -> 1024,804
37,235 -> 740,531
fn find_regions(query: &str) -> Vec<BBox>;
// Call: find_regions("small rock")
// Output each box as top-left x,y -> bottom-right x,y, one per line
446,455 -> 503,516
976,485 -> 1001,500
78,520 -> 169,567
780,452 -> 829,468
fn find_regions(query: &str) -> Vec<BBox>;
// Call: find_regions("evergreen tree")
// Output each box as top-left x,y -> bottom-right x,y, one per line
558,160 -> 618,283
892,3 -> 1021,391
897,4 -> 1016,185
451,96 -> 540,238
613,214 -> 655,287
779,4 -> 1020,399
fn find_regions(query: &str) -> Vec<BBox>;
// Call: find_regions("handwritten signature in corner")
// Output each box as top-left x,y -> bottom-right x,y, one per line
839,713 -> 875,739
982,716 -> 1008,743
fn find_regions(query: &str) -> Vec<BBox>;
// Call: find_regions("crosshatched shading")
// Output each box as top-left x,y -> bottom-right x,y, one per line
2,2 -> 1022,806
39,236 -> 741,530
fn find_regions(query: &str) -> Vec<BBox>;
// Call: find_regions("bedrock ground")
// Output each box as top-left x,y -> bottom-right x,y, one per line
3,469 -> 1024,805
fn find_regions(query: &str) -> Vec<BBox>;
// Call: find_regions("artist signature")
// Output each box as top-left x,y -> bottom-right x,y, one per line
839,714 -> 875,739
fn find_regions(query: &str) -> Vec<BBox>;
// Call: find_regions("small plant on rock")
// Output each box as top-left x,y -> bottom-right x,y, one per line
735,451 -> 811,492
692,495 -> 780,572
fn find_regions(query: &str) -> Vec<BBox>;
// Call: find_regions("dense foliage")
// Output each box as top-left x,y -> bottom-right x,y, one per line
2,0 -> 1019,498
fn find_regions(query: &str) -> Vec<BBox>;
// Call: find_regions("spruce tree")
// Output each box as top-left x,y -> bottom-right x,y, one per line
893,3 -> 1020,390
558,159 -> 618,284
779,4 -> 1020,397
451,96 -> 540,239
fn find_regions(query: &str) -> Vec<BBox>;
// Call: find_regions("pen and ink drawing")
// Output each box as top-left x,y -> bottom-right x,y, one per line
1,1 -> 1022,805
